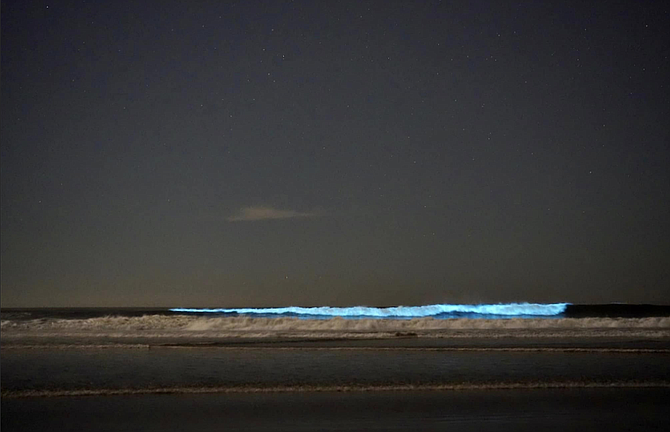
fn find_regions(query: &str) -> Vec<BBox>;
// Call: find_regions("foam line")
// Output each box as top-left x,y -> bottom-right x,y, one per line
4,345 -> 668,353
3,316 -> 670,334
4,380 -> 669,398
170,303 -> 570,317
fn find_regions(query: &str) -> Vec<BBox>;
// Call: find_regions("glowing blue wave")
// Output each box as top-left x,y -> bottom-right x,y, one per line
170,303 -> 569,318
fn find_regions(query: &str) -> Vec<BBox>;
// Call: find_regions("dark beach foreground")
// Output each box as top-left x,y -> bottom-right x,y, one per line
2,306 -> 669,431
3,388 -> 670,432
2,340 -> 670,431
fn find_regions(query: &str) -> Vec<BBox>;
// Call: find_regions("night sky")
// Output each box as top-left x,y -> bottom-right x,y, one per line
2,0 -> 669,307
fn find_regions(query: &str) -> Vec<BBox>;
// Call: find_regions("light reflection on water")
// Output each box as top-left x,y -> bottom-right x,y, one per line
2,347 -> 669,393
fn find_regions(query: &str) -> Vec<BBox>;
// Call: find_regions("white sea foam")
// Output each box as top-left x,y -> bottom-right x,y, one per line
2,315 -> 670,336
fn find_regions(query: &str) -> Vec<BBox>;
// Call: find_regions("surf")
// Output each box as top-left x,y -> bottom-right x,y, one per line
170,302 -> 570,318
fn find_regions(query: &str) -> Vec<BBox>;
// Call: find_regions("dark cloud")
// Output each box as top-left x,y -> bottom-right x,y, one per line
227,206 -> 318,222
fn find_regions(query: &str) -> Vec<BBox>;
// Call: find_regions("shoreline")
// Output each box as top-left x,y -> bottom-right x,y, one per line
4,380 -> 670,399
3,330 -> 670,350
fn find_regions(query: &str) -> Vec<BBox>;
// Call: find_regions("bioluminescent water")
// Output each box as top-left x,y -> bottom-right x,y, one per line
4,304 -> 669,344
170,302 -> 570,318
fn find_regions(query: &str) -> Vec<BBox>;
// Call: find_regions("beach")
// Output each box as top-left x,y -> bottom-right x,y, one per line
4,387 -> 670,431
2,306 -> 670,430
3,339 -> 670,431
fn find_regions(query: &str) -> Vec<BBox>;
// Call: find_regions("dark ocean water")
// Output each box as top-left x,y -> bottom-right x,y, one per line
3,302 -> 670,321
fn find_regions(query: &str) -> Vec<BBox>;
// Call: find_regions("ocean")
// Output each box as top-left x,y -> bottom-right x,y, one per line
2,303 -> 670,431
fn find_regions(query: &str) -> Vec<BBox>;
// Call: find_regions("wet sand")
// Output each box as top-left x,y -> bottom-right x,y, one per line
3,388 -> 670,431
3,331 -> 669,430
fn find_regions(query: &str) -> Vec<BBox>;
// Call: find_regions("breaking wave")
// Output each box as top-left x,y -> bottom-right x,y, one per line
170,302 -> 569,318
3,303 -> 669,342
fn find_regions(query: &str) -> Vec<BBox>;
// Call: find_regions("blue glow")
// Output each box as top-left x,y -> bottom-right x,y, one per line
170,303 -> 569,318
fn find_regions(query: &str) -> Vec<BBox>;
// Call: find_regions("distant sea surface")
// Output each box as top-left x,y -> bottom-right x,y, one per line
4,302 -> 670,320
2,303 -> 670,431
